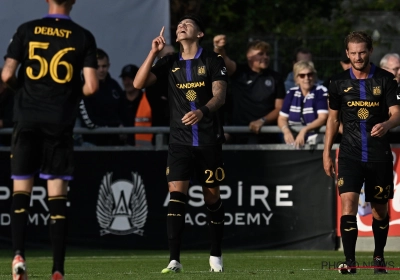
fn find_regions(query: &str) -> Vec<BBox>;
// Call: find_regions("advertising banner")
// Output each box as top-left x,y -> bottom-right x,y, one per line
0,150 -> 336,250
336,148 -> 400,236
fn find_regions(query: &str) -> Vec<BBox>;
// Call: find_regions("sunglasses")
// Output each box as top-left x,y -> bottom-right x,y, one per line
297,72 -> 314,79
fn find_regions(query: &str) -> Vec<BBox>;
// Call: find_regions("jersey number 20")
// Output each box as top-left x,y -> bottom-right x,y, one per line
27,41 -> 75,84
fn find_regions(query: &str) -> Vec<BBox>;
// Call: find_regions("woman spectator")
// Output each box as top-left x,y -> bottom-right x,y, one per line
278,60 -> 328,148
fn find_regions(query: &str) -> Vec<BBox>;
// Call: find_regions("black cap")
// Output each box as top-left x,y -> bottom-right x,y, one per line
119,64 -> 139,79
179,14 -> 205,33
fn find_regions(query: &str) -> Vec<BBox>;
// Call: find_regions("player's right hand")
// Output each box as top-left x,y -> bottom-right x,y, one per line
152,26 -> 166,53
323,154 -> 335,177
213,34 -> 226,49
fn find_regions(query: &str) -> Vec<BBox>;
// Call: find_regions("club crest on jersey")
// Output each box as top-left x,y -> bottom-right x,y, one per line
373,86 -> 381,96
96,172 -> 148,236
186,90 -> 197,101
337,177 -> 344,187
197,66 -> 206,76
264,79 -> 272,87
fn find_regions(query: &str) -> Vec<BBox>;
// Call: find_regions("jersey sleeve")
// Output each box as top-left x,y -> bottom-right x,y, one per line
328,79 -> 340,110
4,24 -> 25,61
279,89 -> 293,117
385,76 -> 400,107
151,55 -> 170,80
207,54 -> 228,82
83,30 -> 98,69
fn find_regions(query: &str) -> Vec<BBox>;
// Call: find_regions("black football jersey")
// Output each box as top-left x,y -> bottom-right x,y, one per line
5,15 -> 97,125
329,64 -> 399,162
151,48 -> 228,146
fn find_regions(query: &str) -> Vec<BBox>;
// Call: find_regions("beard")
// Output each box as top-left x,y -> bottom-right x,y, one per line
350,59 -> 369,71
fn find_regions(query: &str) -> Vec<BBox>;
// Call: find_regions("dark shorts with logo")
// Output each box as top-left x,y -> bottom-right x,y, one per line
11,122 -> 74,180
337,157 -> 393,203
166,144 -> 226,187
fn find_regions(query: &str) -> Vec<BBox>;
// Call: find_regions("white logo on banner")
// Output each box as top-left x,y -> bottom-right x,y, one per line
96,172 -> 148,236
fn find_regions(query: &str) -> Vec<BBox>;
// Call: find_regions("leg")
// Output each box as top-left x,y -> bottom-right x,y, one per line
203,186 -> 224,272
161,181 -> 189,273
11,179 -> 34,259
47,179 -> 68,276
340,192 -> 359,266
371,202 -> 389,259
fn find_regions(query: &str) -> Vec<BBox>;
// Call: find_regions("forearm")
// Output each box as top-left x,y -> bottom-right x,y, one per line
263,108 -> 280,124
323,117 -> 339,155
302,116 -> 327,133
204,80 -> 227,112
133,50 -> 158,89
385,111 -> 400,130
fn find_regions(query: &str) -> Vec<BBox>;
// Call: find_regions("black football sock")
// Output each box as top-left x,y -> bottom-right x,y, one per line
206,197 -> 224,257
48,196 -> 68,275
167,192 -> 187,263
11,192 -> 31,259
372,214 -> 389,258
340,215 -> 358,261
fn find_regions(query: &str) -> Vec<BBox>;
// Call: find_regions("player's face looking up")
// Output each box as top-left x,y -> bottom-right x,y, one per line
346,42 -> 372,71
176,19 -> 202,42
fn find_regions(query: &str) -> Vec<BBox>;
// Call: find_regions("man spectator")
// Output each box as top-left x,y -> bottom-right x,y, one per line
380,53 -> 400,84
213,35 -> 286,143
119,64 -> 152,146
79,48 -> 124,145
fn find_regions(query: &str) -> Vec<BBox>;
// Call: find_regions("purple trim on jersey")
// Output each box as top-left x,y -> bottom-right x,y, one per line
185,60 -> 192,81
361,120 -> 368,162
40,173 -> 73,181
11,174 -> 35,180
43,14 -> 71,20
190,102 -> 199,146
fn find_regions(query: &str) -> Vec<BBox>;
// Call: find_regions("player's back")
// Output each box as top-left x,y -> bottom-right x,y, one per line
6,16 -> 97,125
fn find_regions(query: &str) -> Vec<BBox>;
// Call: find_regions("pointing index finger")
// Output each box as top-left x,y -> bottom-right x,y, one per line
160,26 -> 165,36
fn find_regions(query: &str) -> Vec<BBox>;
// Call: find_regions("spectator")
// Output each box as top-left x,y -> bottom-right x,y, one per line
285,47 -> 313,92
145,45 -> 175,144
213,35 -> 286,144
278,61 -> 328,149
0,69 -> 14,146
380,53 -> 400,84
323,51 -> 351,88
119,64 -> 152,146
79,48 -> 124,145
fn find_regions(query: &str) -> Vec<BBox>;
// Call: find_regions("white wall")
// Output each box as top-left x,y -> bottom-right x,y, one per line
0,0 -> 170,83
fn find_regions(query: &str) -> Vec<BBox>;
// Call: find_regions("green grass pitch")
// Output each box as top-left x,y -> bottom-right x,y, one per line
0,249 -> 400,279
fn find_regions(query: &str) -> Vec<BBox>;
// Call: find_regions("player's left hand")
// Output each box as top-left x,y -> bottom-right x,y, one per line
182,110 -> 203,125
249,119 -> 264,134
371,122 -> 389,137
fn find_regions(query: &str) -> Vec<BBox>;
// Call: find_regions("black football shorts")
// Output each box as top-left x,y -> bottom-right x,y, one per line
166,144 -> 226,187
11,122 -> 74,180
337,157 -> 393,203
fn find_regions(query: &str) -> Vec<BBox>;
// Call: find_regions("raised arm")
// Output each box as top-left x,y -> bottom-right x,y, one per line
133,27 -> 166,89
213,35 -> 237,76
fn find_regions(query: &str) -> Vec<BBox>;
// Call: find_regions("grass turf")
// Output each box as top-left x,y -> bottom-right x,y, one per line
0,249 -> 399,279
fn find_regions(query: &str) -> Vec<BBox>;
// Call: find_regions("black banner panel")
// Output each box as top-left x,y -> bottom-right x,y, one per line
0,150 -> 336,250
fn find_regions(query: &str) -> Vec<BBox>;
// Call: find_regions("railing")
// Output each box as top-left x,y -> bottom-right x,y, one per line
4,125 -> 397,151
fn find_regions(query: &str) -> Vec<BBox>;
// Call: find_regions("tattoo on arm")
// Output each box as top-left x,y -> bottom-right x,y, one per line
206,80 -> 227,112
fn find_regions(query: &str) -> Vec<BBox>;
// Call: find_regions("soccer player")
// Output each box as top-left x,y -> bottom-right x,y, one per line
1,0 -> 98,279
134,15 -> 227,273
323,31 -> 400,274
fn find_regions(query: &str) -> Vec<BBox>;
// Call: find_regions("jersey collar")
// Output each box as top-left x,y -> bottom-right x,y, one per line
179,47 -> 203,60
350,63 -> 376,79
43,14 -> 71,20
